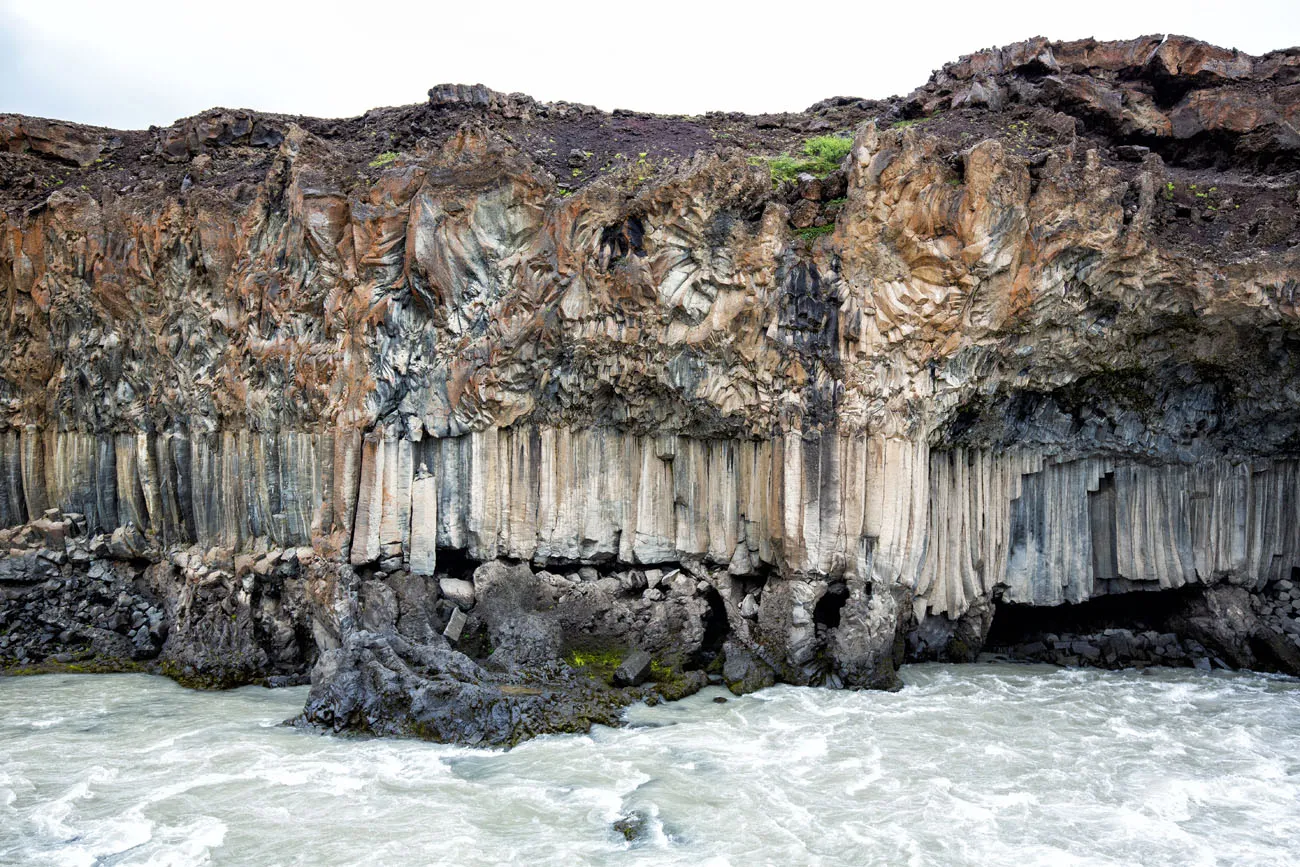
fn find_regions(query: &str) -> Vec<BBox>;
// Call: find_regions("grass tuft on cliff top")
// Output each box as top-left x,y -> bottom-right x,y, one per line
757,135 -> 854,186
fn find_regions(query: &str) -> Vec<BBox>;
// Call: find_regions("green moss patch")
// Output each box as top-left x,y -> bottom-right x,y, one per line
759,135 -> 854,186
795,224 -> 835,240
564,647 -> 625,684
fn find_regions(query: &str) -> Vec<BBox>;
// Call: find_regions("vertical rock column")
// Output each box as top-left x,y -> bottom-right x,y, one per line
1244,460 -> 1300,585
863,436 -> 931,613
0,429 -> 25,527
19,426 -> 47,521
468,427 -> 501,560
631,434 -> 677,564
349,431 -> 386,565
918,448 -> 1050,616
379,432 -> 413,564
333,428 -> 362,556
499,425 -> 540,562
996,457 -> 1300,607
410,464 -> 438,575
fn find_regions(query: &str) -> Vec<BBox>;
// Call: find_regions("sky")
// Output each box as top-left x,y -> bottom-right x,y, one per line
2,0 -> 1299,130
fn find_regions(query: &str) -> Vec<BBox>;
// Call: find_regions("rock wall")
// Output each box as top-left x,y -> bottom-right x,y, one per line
0,428 -> 338,549
3,35 -> 1300,739
4,424 -> 1296,621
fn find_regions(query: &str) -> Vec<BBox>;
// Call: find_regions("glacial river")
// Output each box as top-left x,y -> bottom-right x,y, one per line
2,664 -> 1298,866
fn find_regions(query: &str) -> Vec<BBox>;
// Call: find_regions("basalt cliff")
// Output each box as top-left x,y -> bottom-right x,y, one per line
2,35 -> 1299,745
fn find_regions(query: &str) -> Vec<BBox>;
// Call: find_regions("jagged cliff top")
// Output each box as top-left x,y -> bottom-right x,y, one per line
2,34 -> 1297,218
1,34 -> 1298,447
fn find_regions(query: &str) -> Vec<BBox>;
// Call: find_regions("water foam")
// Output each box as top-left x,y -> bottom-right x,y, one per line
2,666 -> 1299,866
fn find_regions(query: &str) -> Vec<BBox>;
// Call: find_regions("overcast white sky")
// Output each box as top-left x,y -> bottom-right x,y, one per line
2,0 -> 1298,129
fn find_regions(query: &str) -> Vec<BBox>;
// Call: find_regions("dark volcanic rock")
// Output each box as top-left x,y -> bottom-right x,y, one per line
984,582 -> 1300,675
1171,585 -> 1300,673
613,649 -> 653,687
470,560 -> 563,668
296,569 -> 633,746
721,639 -> 777,696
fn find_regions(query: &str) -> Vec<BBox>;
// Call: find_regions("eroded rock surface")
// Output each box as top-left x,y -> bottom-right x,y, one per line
3,35 -> 1300,744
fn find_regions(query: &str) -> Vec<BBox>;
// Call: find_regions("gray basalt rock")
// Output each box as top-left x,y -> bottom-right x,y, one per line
295,563 -> 639,745
831,581 -> 911,691
443,607 -> 467,642
154,556 -> 317,688
298,630 -> 630,746
545,571 -> 713,665
438,577 -> 475,609
613,650 -> 653,687
1171,585 -> 1300,674
359,580 -> 400,633
721,639 -> 777,695
386,571 -> 443,642
107,525 -> 148,560
469,560 -> 561,667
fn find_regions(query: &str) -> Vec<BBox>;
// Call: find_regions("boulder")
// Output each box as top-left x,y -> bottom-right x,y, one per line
722,639 -> 776,695
471,560 -> 562,667
107,525 -> 148,560
443,607 -> 468,643
613,649 -> 653,687
830,581 -> 910,690
439,578 -> 476,608
359,580 -> 399,633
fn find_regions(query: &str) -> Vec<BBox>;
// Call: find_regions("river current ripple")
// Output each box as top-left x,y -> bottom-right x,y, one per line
2,664 -> 1298,866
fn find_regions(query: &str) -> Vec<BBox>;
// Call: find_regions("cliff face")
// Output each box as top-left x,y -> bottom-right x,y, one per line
2,36 -> 1300,741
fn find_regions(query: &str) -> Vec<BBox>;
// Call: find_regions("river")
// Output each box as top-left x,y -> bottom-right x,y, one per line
2,664 -> 1298,866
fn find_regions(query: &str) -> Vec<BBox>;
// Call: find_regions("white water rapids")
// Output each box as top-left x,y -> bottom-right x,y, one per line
2,664 -> 1298,866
